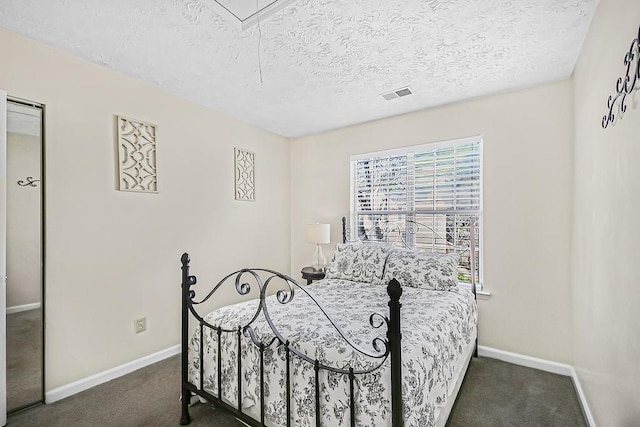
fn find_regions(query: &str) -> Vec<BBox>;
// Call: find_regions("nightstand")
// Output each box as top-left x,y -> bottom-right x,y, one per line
301,267 -> 325,285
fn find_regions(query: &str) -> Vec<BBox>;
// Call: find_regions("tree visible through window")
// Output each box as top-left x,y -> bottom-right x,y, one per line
351,137 -> 482,287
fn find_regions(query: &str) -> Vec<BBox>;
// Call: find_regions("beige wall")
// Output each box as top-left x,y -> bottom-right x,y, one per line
291,80 -> 575,363
572,0 -> 640,424
6,131 -> 42,308
0,28 -> 291,390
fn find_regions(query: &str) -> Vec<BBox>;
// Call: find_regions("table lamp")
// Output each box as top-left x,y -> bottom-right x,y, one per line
305,223 -> 330,271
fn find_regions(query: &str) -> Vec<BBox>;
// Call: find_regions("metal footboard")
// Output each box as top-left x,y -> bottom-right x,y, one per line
179,253 -> 404,427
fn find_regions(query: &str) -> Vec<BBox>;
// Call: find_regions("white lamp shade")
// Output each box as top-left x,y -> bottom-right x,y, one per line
305,223 -> 330,244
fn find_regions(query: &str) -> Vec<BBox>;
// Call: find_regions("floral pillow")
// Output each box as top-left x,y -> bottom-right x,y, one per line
382,250 -> 460,292
324,243 -> 392,285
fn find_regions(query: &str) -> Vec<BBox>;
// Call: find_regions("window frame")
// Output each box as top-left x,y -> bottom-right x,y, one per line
349,135 -> 484,290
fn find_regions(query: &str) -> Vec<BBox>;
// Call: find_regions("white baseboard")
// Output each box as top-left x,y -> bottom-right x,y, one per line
45,344 -> 181,404
6,302 -> 41,314
569,366 -> 597,427
478,345 -> 572,376
478,345 -> 595,427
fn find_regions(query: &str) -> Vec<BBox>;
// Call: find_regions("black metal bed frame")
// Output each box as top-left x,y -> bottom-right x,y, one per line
180,216 -> 478,426
180,257 -> 403,426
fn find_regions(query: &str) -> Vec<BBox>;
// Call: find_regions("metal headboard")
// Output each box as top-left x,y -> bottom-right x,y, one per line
341,216 -> 478,299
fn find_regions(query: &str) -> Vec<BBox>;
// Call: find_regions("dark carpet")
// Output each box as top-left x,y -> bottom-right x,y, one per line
447,357 -> 586,427
6,308 -> 43,412
8,356 -> 586,427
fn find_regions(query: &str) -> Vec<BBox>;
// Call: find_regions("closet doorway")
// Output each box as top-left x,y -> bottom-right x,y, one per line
5,97 -> 45,414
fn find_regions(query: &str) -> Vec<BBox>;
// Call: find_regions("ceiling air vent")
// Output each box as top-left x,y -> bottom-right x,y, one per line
381,87 -> 413,101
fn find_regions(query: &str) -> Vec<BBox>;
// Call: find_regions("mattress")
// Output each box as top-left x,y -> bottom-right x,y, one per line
188,278 -> 477,427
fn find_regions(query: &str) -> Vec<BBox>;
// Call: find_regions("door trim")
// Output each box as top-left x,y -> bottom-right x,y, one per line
1,89 -> 8,427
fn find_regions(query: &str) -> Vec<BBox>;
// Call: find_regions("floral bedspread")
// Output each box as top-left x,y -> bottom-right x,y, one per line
188,279 -> 477,427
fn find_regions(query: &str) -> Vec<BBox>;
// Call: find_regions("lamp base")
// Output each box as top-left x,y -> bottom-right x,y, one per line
311,244 -> 327,271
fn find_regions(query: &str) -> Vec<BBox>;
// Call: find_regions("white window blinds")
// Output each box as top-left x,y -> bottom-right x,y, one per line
351,137 -> 482,286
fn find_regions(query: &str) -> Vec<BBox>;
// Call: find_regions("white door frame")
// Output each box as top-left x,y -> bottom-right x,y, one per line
1,89 -> 8,426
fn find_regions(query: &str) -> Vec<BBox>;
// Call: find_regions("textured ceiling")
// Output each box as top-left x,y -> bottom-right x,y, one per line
0,0 -> 597,137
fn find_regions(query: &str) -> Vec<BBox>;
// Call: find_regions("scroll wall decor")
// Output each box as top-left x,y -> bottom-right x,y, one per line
17,176 -> 40,187
234,147 -> 255,201
117,116 -> 158,192
602,25 -> 640,129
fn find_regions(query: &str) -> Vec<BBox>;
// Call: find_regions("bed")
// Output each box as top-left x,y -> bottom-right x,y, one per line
180,217 -> 479,426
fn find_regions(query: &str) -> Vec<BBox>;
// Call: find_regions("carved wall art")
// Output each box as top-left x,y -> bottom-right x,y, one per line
234,148 -> 255,201
602,25 -> 640,129
117,116 -> 158,192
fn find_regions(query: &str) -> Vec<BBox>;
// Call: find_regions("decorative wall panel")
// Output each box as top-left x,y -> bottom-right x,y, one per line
117,116 -> 158,193
234,148 -> 255,201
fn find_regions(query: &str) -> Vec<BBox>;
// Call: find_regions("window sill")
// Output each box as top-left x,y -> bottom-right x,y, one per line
476,290 -> 491,300
459,282 -> 491,300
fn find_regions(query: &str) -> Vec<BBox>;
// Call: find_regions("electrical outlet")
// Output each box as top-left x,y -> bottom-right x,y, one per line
134,317 -> 147,334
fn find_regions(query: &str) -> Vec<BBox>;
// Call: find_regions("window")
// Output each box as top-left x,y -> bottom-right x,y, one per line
350,136 -> 482,288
